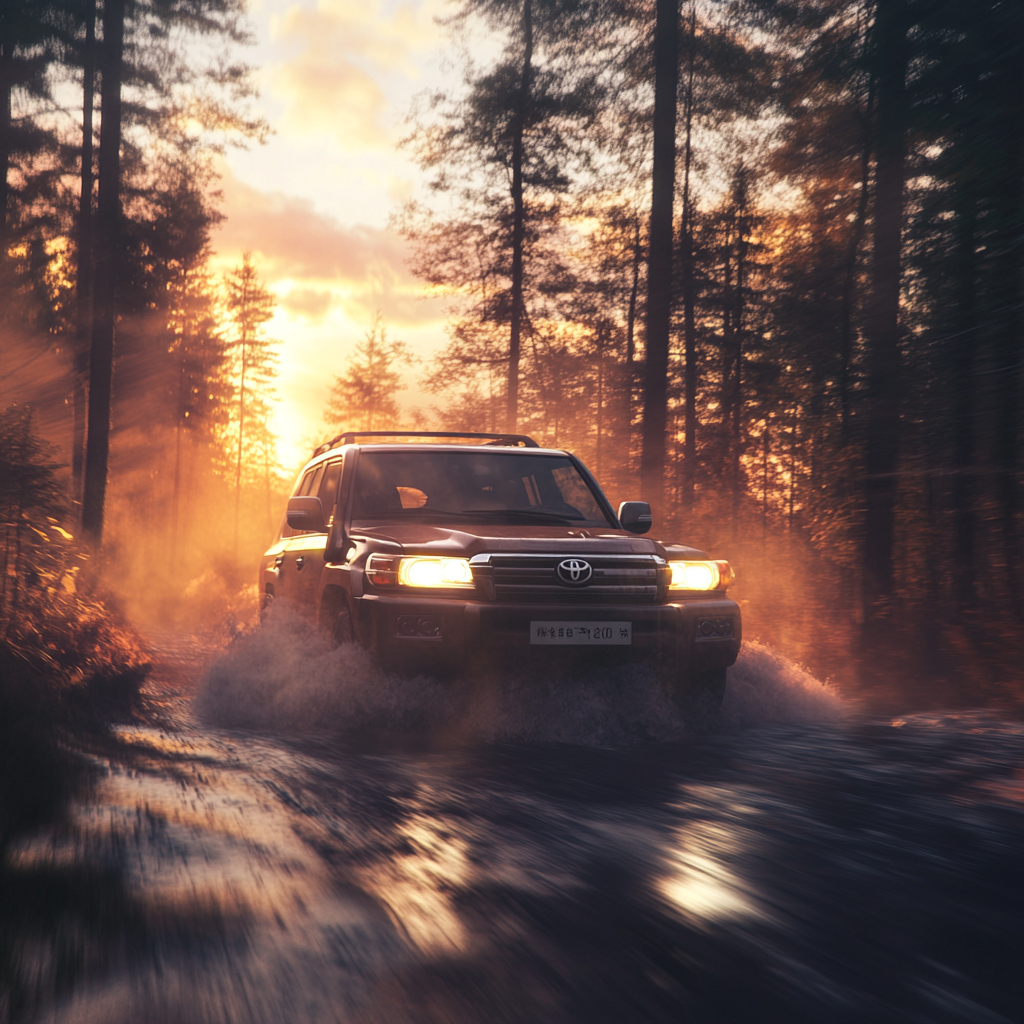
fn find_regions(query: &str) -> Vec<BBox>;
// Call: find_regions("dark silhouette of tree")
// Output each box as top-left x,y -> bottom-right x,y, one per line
80,0 -> 124,546
639,0 -> 679,519
79,0 -> 266,545
71,0 -> 96,502
0,0 -> 60,311
400,0 -> 603,431
861,0 -> 910,640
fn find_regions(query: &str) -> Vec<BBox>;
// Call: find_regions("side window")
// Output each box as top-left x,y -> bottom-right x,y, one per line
302,465 -> 326,497
283,464 -> 326,537
294,468 -> 316,497
317,459 -> 343,526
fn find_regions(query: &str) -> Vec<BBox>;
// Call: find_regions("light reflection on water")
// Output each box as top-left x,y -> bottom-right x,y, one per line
360,812 -> 473,953
658,789 -> 772,929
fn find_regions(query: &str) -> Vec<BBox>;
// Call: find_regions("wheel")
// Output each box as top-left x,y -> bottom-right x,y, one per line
692,668 -> 727,709
671,667 -> 727,716
319,590 -> 354,645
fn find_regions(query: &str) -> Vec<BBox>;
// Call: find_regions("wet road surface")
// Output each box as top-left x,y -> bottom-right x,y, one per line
10,619 -> 1023,1023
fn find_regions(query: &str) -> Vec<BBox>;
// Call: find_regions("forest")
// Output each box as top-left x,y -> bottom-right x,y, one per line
1,0 -> 1022,696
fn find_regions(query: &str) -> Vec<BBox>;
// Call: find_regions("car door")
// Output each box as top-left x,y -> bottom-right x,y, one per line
279,458 -> 343,617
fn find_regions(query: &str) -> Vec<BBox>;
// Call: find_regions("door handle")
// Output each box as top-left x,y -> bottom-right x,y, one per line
295,556 -> 305,571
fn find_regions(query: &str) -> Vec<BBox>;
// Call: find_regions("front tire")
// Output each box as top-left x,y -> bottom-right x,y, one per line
692,667 -> 727,709
319,589 -> 354,645
671,667 -> 727,716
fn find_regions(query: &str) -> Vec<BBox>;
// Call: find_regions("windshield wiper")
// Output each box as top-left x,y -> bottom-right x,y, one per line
460,508 -> 586,523
355,506 -> 588,524
356,508 -> 466,518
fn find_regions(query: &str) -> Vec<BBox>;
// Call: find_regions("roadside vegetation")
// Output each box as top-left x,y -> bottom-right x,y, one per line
0,407 -> 151,1020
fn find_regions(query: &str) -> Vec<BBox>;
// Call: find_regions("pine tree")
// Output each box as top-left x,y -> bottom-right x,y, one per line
224,252 -> 278,556
79,0 -> 266,545
167,255 -> 228,571
400,0 -> 604,431
323,313 -> 414,433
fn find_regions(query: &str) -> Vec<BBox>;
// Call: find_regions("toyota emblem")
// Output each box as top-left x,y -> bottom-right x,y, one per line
556,558 -> 593,585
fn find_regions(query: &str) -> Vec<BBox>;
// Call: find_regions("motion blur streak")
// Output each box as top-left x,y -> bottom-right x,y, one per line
16,625 -> 1020,1024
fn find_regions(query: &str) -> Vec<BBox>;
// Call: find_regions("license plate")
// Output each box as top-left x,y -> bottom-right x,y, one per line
530,621 -> 632,645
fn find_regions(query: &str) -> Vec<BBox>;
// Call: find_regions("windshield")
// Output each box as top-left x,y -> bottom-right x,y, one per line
351,451 -> 612,526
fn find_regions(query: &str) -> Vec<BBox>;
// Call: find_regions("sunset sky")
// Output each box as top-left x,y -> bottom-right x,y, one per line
210,0 -> 454,471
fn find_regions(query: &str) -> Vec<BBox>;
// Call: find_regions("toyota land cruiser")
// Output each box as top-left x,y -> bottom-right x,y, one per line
260,432 -> 741,706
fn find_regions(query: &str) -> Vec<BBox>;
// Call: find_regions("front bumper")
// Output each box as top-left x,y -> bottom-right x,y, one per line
358,594 -> 741,673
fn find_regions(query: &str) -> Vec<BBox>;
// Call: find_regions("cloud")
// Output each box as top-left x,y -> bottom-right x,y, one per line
269,0 -> 439,148
212,166 -> 444,328
279,287 -> 334,320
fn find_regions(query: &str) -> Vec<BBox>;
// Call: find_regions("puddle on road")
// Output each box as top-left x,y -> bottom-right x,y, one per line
12,628 -> 1018,1024
11,727 -> 411,1024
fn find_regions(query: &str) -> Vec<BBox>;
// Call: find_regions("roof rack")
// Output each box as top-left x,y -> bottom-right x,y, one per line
311,431 -> 540,458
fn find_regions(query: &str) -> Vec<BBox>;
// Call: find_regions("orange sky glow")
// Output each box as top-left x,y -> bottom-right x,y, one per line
211,0 -> 452,471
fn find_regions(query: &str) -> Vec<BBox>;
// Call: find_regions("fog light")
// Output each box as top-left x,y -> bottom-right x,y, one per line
416,616 -> 440,637
396,615 -> 441,637
697,618 -> 734,639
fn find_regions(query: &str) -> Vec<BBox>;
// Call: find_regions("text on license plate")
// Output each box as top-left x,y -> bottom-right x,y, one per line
530,621 -> 632,645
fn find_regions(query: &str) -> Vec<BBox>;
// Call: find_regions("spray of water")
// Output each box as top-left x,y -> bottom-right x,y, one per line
195,610 -> 844,746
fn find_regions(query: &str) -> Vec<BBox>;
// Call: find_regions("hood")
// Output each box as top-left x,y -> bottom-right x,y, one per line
348,522 -> 705,559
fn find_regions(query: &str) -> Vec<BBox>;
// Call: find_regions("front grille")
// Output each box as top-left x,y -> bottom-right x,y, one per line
474,554 -> 665,604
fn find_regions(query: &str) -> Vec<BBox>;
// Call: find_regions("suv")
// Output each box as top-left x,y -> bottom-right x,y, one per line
260,432 -> 741,705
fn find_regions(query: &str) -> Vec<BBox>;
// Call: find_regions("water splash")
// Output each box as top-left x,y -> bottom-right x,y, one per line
195,611 -> 844,745
719,640 -> 844,729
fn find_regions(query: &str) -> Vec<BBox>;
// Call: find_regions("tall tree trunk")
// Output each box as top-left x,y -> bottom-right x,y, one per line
680,4 -> 697,512
624,217 -> 641,474
992,52 -> 1023,618
951,186 -> 977,609
595,333 -> 604,479
73,0 -> 96,504
641,0 -> 679,518
840,84 -> 873,443
861,0 -> 909,640
171,401 -> 183,573
507,0 -> 533,433
732,200 -> 746,520
788,419 -> 796,530
234,314 -> 249,559
720,219 -> 733,465
171,282 -> 188,575
762,425 -> 771,546
0,27 -> 13,286
82,0 -> 125,547
839,18 -> 874,444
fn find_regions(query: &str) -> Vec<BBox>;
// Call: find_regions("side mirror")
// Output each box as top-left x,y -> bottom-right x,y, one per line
287,496 -> 326,533
618,501 -> 653,535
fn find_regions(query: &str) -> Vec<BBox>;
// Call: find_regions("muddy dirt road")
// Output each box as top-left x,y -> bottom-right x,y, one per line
12,617 -> 1023,1023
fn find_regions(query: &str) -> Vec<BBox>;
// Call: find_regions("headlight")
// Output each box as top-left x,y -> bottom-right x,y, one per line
399,556 -> 474,588
668,560 -> 733,591
366,554 -> 474,589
